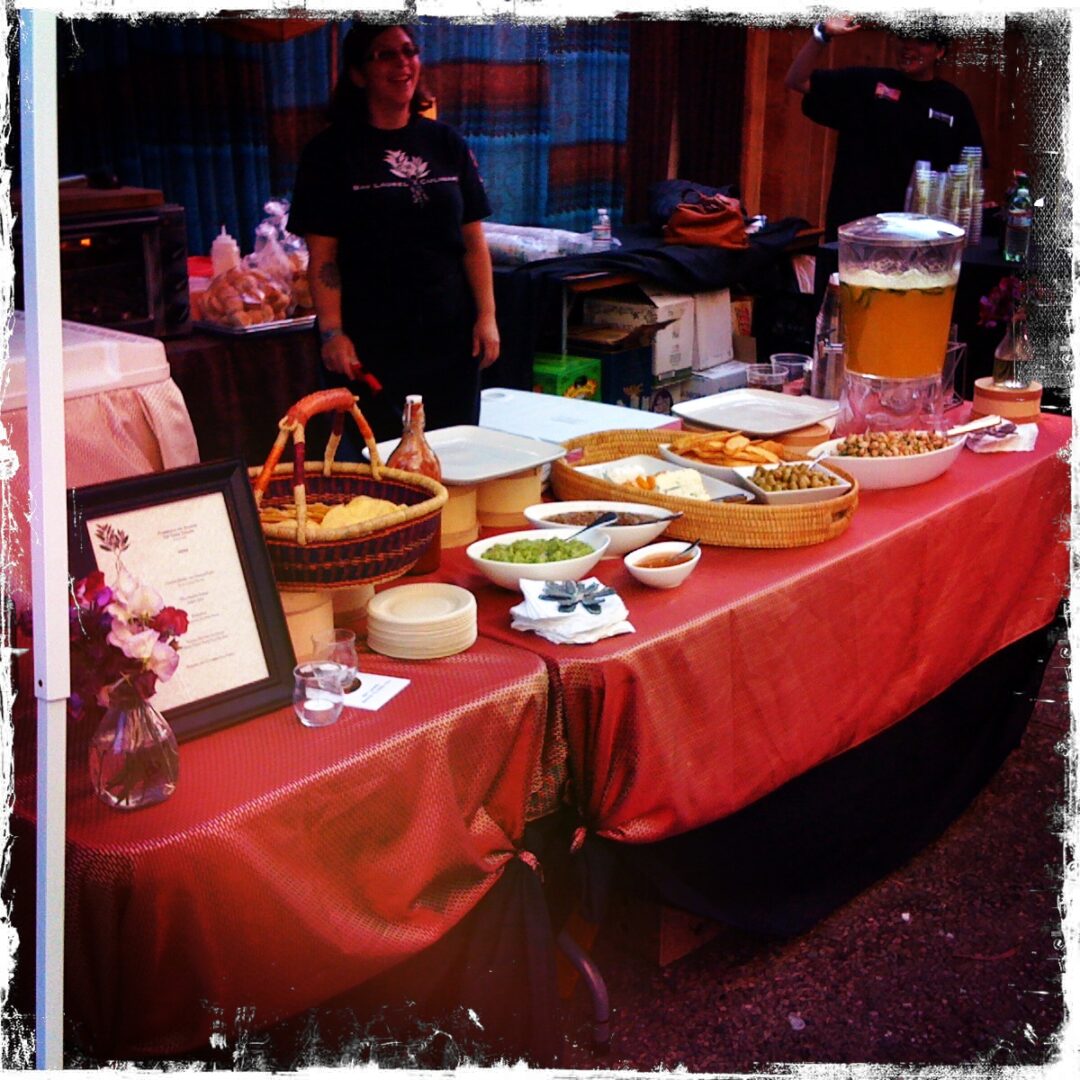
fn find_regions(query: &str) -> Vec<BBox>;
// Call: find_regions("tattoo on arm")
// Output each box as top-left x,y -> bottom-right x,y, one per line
318,262 -> 342,290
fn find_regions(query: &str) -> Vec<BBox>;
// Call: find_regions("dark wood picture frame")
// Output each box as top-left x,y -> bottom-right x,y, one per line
68,458 -> 295,740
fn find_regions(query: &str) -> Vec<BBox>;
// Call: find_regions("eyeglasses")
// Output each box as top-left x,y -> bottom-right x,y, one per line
368,43 -> 420,63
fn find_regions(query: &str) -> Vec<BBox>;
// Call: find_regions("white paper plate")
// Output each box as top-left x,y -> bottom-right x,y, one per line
367,584 -> 476,626
672,388 -> 839,436
368,425 -> 566,484
575,454 -> 750,502
367,625 -> 477,660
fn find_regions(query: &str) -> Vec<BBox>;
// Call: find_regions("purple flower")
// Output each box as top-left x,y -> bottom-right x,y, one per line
68,559 -> 188,720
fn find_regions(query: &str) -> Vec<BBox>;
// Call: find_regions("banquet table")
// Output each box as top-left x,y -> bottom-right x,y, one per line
439,412 -> 1070,846
11,638 -> 552,1059
10,412 -> 1068,1062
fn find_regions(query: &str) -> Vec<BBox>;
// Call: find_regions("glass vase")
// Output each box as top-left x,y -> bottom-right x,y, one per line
992,317 -> 1032,390
88,686 -> 179,810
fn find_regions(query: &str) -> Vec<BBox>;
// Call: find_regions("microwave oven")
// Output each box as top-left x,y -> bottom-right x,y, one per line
14,202 -> 191,338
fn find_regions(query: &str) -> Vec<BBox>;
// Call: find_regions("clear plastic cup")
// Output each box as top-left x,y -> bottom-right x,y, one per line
770,353 -> 812,383
746,364 -> 786,392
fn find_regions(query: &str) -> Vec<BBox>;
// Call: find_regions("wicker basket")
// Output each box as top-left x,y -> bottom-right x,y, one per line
550,429 -> 857,549
250,389 -> 448,590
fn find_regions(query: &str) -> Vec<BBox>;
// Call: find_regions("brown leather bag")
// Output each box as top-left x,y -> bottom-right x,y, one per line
663,193 -> 749,249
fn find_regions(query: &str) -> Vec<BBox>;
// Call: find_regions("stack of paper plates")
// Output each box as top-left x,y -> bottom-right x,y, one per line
366,583 -> 477,660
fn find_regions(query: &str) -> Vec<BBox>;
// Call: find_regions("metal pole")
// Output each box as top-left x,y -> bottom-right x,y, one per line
20,8 -> 69,1071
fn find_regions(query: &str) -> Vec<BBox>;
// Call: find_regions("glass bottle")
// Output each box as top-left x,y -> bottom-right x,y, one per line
1002,171 -> 1033,264
387,395 -> 442,574
811,272 -> 842,389
992,314 -> 1032,389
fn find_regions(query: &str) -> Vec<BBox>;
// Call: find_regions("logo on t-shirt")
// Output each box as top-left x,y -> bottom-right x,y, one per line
350,150 -> 460,206
875,82 -> 901,102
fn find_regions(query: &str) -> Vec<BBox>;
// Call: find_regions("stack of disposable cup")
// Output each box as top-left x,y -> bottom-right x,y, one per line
961,147 -> 984,246
944,164 -> 970,234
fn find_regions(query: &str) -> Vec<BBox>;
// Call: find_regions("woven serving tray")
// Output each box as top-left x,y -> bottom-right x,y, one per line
550,429 -> 858,548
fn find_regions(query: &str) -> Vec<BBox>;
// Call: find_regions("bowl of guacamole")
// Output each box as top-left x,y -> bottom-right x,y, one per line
466,528 -> 610,591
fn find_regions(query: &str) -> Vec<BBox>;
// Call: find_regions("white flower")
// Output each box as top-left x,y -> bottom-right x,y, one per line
107,622 -> 181,684
148,639 -> 180,683
108,622 -> 161,662
107,569 -> 164,624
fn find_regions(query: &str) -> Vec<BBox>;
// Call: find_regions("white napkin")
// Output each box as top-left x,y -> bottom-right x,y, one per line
966,423 -> 1039,453
510,577 -> 634,645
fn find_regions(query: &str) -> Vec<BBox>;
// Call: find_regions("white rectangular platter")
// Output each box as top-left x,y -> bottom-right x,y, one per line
575,454 -> 750,502
370,425 -> 567,485
672,388 -> 839,436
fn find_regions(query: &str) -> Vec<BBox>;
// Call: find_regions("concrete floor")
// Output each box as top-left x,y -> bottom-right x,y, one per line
560,637 -> 1071,1071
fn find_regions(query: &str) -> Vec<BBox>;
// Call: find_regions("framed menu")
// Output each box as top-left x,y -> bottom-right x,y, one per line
68,459 -> 295,740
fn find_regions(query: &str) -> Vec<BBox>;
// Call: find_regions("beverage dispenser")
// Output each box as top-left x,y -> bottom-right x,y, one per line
837,213 -> 965,433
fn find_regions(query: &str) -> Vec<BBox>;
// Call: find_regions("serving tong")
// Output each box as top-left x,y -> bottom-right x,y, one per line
944,414 -> 1016,440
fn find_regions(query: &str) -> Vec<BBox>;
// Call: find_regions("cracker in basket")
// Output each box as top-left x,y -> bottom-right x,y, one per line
669,429 -> 788,467
259,501 -> 333,525
319,495 -> 403,531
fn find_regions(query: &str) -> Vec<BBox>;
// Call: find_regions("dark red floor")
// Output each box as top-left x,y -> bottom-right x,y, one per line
560,638 -> 1070,1070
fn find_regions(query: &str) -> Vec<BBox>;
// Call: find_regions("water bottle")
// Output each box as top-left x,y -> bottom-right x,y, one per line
591,208 -> 612,252
1002,171 -> 1033,264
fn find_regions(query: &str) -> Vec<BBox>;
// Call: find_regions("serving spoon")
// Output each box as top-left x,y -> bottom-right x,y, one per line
945,414 -> 1012,439
564,510 -> 618,540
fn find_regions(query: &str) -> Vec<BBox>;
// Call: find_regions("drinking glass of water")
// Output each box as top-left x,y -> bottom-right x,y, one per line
311,628 -> 361,694
293,662 -> 347,728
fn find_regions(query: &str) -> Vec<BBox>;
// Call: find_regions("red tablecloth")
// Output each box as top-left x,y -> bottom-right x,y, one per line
439,414 -> 1070,844
13,639 -> 550,1057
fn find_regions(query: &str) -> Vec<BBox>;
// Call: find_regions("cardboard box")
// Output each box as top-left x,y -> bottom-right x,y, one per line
731,296 -> 754,337
566,325 -> 653,409
532,352 -> 602,400
583,284 -> 696,378
686,361 -> 748,400
692,288 -> 734,370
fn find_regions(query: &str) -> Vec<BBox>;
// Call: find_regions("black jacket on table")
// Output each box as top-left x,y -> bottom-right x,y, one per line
289,115 -> 491,440
803,67 -> 984,239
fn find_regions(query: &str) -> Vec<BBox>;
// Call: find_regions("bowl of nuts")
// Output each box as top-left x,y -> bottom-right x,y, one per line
732,461 -> 852,505
808,430 -> 964,490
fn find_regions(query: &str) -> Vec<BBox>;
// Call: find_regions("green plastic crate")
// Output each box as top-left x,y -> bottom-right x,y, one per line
532,352 -> 602,400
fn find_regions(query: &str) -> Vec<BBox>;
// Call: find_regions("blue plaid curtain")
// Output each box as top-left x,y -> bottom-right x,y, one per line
53,17 -> 340,255
46,18 -> 629,253
420,20 -> 630,231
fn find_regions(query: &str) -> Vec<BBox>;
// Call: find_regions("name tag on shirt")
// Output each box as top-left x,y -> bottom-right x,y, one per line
928,108 -> 956,127
875,82 -> 902,102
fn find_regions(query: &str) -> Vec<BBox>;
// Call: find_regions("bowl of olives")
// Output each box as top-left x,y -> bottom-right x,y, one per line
466,528 -> 610,591
732,461 -> 852,505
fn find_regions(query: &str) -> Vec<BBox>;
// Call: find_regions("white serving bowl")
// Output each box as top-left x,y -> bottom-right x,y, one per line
623,540 -> 702,590
523,501 -> 676,557
808,435 -> 964,490
466,528 -> 610,591
731,461 -> 851,505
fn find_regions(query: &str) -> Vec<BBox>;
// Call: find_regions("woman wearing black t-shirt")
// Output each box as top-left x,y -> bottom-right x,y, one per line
290,23 -> 499,442
785,18 -> 984,240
